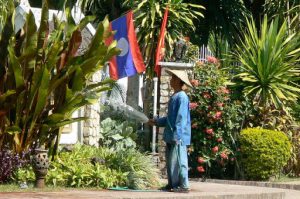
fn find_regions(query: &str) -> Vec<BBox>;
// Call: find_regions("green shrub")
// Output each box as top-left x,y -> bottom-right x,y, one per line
12,165 -> 35,184
239,128 -> 291,180
13,144 -> 160,189
99,118 -> 137,151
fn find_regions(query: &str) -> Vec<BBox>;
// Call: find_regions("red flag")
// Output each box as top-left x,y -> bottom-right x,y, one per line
154,7 -> 169,77
106,11 -> 145,80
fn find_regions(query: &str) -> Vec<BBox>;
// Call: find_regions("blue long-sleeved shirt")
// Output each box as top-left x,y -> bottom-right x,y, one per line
156,91 -> 191,145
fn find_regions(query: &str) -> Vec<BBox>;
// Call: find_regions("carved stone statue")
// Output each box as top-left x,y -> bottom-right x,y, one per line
173,38 -> 188,62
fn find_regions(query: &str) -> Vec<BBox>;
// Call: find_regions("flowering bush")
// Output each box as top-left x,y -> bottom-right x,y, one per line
189,57 -> 247,178
0,149 -> 30,183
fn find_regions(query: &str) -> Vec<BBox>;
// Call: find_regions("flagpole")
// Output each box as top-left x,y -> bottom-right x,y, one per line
152,77 -> 158,154
152,5 -> 169,155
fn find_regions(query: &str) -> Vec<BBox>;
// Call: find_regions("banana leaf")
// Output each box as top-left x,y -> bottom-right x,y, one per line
0,0 -> 119,156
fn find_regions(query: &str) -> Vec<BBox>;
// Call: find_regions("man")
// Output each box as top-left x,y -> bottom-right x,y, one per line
149,69 -> 192,193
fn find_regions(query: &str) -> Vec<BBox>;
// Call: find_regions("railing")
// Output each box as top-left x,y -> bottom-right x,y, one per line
198,45 -> 241,67
198,45 -> 213,62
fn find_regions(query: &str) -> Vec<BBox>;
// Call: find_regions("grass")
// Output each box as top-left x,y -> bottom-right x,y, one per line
0,184 -> 63,192
274,176 -> 300,183
0,183 -> 104,192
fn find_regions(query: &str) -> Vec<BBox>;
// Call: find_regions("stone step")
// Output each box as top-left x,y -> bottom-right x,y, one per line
202,178 -> 300,191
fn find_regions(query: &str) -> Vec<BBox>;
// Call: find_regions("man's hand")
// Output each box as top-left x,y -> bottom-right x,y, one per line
148,119 -> 156,126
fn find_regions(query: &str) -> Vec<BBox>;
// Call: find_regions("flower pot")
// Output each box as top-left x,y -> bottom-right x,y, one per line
32,149 -> 49,188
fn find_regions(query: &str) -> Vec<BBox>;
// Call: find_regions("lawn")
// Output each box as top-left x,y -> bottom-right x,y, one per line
0,184 -> 103,192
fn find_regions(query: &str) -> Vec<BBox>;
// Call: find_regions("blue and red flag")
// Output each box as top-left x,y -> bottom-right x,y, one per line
106,11 -> 145,80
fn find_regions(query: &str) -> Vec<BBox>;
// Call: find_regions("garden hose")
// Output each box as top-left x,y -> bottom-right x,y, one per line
108,187 -> 161,192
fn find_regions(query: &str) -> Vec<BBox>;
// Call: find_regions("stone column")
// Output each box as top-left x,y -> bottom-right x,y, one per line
82,71 -> 102,146
157,68 -> 171,176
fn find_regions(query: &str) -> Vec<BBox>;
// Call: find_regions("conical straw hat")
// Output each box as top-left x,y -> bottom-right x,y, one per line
166,69 -> 193,88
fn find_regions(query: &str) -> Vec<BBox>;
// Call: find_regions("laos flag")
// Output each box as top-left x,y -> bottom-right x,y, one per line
106,11 -> 145,80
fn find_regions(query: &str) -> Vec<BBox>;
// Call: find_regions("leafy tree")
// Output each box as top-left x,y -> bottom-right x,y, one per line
123,0 -> 204,77
0,0 -> 15,33
0,0 -> 119,156
28,0 -> 67,9
233,16 -> 300,109
79,0 -> 130,22
264,0 -> 300,32
186,0 -> 250,48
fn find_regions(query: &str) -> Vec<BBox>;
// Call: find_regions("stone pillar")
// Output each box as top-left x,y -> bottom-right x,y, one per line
82,71 -> 102,146
157,68 -> 172,176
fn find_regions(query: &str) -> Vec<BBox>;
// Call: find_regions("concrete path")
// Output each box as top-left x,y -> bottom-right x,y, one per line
204,179 -> 300,191
1,181 -> 298,199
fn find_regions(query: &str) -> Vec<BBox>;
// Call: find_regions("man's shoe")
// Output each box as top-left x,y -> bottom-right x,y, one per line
159,185 -> 173,192
173,187 -> 190,193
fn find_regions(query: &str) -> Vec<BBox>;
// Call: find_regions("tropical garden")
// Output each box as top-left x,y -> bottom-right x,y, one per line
1,0 -> 300,191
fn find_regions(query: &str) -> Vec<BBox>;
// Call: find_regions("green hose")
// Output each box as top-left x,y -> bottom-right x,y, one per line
108,187 -> 161,192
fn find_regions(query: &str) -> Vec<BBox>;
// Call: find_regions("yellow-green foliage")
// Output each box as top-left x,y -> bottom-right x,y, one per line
239,128 -> 291,180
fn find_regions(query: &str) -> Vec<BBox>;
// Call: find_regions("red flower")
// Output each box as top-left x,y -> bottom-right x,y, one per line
197,157 -> 205,164
220,152 -> 228,160
216,137 -> 223,143
223,88 -> 230,94
189,102 -> 198,110
197,166 -> 205,173
213,111 -> 222,120
217,87 -> 230,95
217,102 -> 224,107
212,146 -> 219,153
192,123 -> 198,129
205,128 -> 214,135
202,92 -> 211,99
207,56 -> 218,64
190,79 -> 199,87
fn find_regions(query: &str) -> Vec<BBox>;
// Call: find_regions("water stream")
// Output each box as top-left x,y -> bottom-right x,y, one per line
105,100 -> 149,123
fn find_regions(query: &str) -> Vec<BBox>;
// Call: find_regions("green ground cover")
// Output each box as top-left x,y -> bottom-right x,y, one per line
0,184 -> 104,192
274,177 -> 300,183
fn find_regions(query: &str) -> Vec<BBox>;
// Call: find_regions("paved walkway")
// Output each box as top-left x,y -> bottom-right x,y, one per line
1,180 -> 300,199
204,179 -> 300,191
